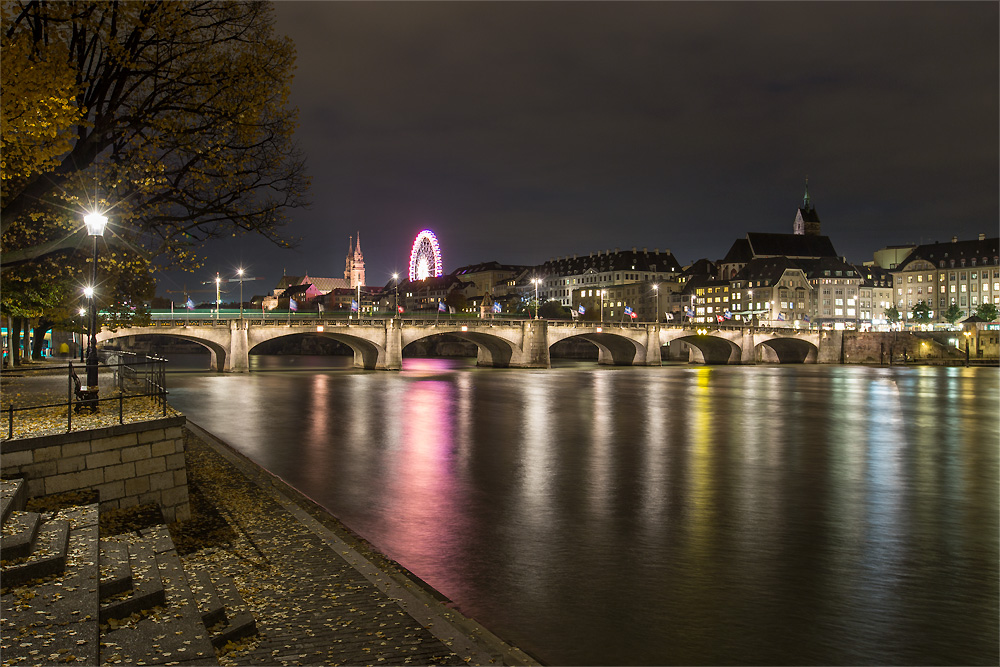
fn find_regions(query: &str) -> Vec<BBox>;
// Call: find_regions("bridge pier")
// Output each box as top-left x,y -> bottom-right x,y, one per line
643,325 -> 662,366
508,320 -> 550,368
382,319 -> 403,370
229,320 -> 250,372
741,328 -> 756,364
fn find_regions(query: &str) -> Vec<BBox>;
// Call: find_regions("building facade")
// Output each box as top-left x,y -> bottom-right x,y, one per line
891,235 -> 1000,326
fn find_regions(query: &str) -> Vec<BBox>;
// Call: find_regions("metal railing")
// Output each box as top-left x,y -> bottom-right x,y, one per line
2,352 -> 168,440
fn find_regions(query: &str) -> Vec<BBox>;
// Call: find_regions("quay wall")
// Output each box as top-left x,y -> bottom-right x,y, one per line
0,416 -> 190,522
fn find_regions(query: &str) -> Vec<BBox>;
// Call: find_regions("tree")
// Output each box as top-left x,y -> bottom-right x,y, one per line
539,300 -> 572,320
976,302 -> 999,322
884,305 -> 901,325
911,300 -> 932,325
944,303 -> 965,325
2,1 -> 308,305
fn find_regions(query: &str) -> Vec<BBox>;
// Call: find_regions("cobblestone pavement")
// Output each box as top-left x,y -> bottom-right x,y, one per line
180,422 -> 537,666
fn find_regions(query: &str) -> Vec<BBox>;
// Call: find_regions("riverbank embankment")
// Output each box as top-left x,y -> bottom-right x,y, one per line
175,421 -> 540,666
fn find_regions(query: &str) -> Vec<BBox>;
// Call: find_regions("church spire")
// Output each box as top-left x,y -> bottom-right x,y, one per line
802,177 -> 811,211
355,230 -> 362,257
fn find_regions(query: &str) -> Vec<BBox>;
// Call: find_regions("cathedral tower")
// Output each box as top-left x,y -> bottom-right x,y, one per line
351,232 -> 365,288
793,180 -> 821,236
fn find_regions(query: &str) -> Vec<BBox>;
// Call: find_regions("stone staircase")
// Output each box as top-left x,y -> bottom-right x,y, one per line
1,479 -> 257,666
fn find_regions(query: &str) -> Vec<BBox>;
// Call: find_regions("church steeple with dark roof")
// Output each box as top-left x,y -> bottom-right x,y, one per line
793,178 -> 821,236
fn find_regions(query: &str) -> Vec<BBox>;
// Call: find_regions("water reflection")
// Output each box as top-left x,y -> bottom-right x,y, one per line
167,359 -> 999,666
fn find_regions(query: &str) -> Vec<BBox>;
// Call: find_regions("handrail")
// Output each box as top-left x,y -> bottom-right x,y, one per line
2,354 -> 168,440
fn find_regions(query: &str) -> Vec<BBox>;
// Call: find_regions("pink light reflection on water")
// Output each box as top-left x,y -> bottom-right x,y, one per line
378,360 -> 474,599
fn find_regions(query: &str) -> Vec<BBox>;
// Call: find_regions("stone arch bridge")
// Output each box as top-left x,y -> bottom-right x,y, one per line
97,316 -> 836,372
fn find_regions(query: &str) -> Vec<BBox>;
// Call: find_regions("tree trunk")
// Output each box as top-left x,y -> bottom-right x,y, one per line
11,317 -> 22,366
21,318 -> 32,364
32,319 -> 52,360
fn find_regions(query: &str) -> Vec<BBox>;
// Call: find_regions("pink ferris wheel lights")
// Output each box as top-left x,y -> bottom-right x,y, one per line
408,229 -> 443,281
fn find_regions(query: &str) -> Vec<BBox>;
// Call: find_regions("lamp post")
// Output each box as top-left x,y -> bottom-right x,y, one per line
531,278 -> 541,319
214,273 -> 221,319
237,267 -> 245,319
964,330 -> 971,367
652,283 -> 659,323
78,307 -> 87,362
83,212 -> 107,404
393,273 -> 399,315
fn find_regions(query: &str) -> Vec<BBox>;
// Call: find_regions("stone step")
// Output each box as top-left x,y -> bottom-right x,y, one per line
0,519 -> 70,587
0,478 -> 28,524
207,575 -> 257,649
99,539 -> 165,624
98,539 -> 132,600
189,569 -> 258,649
190,569 -> 227,629
0,504 -> 100,666
101,542 -> 217,665
1,510 -> 41,561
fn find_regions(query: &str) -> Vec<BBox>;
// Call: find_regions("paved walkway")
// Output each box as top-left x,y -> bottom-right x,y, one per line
180,422 -> 537,666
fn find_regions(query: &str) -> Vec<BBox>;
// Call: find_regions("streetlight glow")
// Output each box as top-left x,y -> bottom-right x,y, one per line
83,286 -> 94,298
84,212 -> 108,236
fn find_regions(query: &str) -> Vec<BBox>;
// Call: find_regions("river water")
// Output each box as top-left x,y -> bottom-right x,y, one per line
165,355 -> 998,665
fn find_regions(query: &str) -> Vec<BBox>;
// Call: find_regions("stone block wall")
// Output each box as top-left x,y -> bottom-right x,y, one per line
0,416 -> 190,522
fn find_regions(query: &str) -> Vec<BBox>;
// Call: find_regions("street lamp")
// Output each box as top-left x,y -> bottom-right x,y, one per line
214,273 -> 221,319
83,212 -> 107,407
652,283 -> 659,323
531,278 -> 541,319
237,267 -> 245,319
600,289 -> 605,325
78,307 -> 87,362
393,273 -> 399,315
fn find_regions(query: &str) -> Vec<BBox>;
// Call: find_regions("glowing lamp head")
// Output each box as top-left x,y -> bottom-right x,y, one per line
392,273 -> 399,281
215,275 -> 221,285
237,267 -> 245,277
79,308 -> 87,316
83,286 -> 95,298
84,212 -> 108,236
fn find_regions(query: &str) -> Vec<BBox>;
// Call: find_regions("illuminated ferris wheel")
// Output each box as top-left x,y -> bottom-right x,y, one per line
408,229 -> 443,281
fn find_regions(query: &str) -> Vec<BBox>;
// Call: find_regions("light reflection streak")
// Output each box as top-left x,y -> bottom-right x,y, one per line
587,371 -> 613,520
685,367 -> 714,561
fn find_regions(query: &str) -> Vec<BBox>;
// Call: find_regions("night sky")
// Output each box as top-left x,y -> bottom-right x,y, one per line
159,1 -> 998,299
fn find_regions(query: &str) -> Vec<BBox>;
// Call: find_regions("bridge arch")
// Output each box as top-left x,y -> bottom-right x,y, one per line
98,330 -> 228,372
753,335 -> 818,363
402,329 -> 516,367
666,334 -> 742,364
248,329 -> 388,370
547,331 -> 642,365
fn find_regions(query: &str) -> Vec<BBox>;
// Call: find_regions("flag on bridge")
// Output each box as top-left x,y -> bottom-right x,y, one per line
684,306 -> 695,318
351,299 -> 359,312
397,305 -> 404,314
665,312 -> 674,321
493,301 -> 502,313
717,314 -> 725,323
724,309 -> 732,320
438,301 -> 447,312
625,306 -> 636,319
289,298 -> 297,312
578,305 -> 586,315
802,314 -> 811,322
777,312 -> 785,321
185,298 -> 195,310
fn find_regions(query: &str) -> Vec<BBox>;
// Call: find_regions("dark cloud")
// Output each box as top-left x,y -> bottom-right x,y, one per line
164,1 -> 998,296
